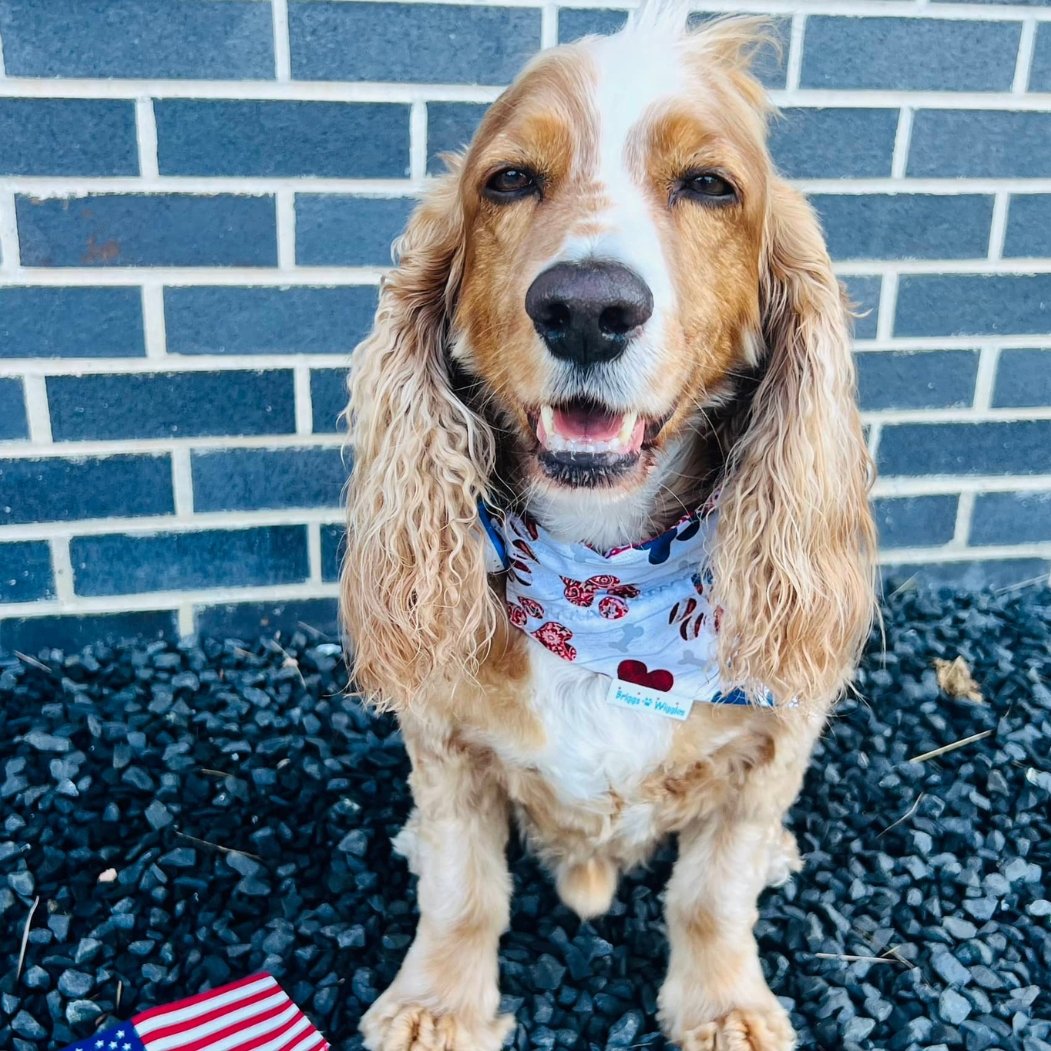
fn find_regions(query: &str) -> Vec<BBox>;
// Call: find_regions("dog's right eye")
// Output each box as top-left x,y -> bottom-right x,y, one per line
484,168 -> 539,201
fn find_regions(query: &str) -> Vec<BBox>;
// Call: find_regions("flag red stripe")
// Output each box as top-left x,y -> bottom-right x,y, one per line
139,984 -> 286,1045
145,997 -> 294,1051
134,974 -> 270,1027
233,1005 -> 313,1051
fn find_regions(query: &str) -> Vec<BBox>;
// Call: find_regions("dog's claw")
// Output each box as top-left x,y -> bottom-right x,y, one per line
676,1006 -> 796,1051
361,999 -> 513,1051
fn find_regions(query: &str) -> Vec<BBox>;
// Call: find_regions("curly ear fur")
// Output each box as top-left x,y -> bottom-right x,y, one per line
711,181 -> 877,707
340,173 -> 499,709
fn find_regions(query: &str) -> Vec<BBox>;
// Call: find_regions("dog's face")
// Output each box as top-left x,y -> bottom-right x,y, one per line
451,29 -> 772,498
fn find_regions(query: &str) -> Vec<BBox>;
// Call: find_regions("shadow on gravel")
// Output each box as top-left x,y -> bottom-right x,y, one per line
1,587 -> 1049,1051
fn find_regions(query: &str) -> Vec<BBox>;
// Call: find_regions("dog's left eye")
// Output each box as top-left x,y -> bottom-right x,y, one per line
679,172 -> 738,204
484,168 -> 539,201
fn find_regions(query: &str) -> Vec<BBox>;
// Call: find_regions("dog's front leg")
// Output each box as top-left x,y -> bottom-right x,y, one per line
361,731 -> 513,1051
658,817 -> 797,1051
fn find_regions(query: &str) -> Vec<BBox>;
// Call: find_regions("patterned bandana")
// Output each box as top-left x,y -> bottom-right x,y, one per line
480,499 -> 775,716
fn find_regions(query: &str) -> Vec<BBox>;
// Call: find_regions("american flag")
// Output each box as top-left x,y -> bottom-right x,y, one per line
58,973 -> 330,1051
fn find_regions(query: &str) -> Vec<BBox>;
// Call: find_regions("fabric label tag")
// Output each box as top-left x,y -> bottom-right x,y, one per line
605,677 -> 695,721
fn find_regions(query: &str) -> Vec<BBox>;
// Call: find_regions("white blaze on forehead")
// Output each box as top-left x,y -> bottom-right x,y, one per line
560,29 -> 685,302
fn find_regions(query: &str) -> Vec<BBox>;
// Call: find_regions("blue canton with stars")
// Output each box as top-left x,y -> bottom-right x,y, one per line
59,1024 -> 146,1051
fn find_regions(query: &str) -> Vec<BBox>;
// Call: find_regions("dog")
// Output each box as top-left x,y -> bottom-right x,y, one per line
340,7 -> 876,1050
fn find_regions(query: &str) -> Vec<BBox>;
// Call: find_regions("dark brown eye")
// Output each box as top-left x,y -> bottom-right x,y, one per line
680,171 -> 737,204
484,168 -> 539,201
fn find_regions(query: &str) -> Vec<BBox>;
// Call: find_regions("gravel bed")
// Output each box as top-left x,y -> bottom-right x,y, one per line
1,587 -> 1049,1051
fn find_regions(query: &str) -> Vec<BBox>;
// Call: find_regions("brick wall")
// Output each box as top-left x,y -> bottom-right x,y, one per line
0,0 -> 1049,652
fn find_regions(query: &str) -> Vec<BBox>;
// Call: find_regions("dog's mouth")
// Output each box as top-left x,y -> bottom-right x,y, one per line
527,398 -> 666,487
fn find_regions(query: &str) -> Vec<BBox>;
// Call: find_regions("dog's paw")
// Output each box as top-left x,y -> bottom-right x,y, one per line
675,1006 -> 796,1051
764,827 -> 802,888
361,997 -> 513,1051
555,857 -> 617,919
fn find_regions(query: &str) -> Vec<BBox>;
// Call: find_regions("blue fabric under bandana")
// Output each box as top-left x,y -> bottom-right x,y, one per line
480,500 -> 774,710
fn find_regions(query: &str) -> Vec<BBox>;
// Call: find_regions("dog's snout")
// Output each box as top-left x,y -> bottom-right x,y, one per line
525,262 -> 653,368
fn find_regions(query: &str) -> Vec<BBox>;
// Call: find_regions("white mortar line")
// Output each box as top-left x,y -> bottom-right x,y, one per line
1013,18 -> 1038,93
878,541 -> 1051,563
861,405 -> 1051,424
0,191 -> 20,274
170,448 -> 195,518
0,355 -> 356,376
0,581 -> 340,620
972,346 -> 1002,410
785,13 -> 806,91
409,100 -> 428,182
294,365 -> 314,435
0,510 -> 345,542
276,189 -> 297,269
866,420 -> 882,461
272,0 -> 292,82
987,193 -> 1010,261
874,272 -> 898,341
134,97 -> 160,178
8,175 -> 1051,197
20,374 -> 52,443
50,537 -> 75,602
141,284 -> 168,359
541,3 -> 559,48
307,522 -> 323,584
177,604 -> 195,637
952,491 -> 977,547
873,475 -> 1051,497
890,107 -> 914,180
0,21 -> 6,78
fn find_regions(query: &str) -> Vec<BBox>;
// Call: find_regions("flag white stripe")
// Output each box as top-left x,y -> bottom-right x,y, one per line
237,1013 -> 314,1051
285,1028 -> 325,1051
144,994 -> 292,1051
136,977 -> 279,1036
196,1004 -> 303,1051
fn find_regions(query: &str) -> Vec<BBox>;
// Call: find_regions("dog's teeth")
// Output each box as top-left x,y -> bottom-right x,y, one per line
617,412 -> 638,445
540,405 -> 556,437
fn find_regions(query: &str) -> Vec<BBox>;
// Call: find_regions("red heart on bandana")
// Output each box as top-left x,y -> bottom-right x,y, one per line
617,659 -> 674,693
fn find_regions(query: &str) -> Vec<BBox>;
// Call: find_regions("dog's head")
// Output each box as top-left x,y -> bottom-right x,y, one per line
342,12 -> 876,709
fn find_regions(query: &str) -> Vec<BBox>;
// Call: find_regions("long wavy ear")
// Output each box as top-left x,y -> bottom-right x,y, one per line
711,180 -> 877,707
340,172 -> 499,709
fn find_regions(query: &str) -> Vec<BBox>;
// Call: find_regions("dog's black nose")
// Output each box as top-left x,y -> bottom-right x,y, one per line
525,262 -> 653,368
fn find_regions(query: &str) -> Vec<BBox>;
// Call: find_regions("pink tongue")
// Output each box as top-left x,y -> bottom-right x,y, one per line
553,404 -> 623,441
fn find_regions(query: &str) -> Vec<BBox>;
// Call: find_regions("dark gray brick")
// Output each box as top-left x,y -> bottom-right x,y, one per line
290,2 -> 540,83
0,0 -> 273,78
558,8 -> 628,41
873,495 -> 958,549
296,196 -> 415,266
881,559 -> 1049,591
71,526 -> 309,597
813,194 -> 993,261
310,369 -> 348,434
17,194 -> 276,268
427,103 -> 488,174
0,378 -> 27,440
0,610 -> 176,656
47,371 -> 295,441
770,108 -> 898,179
320,524 -> 345,583
908,111 -> 1051,179
0,288 -> 144,359
801,17 -> 1020,92
970,491 -> 1051,546
878,421 -> 1051,477
0,99 -> 136,176
895,275 -> 1051,338
856,350 -> 979,411
0,455 -> 173,525
156,101 -> 409,179
165,286 -> 377,355
1002,195 -> 1051,258
0,541 -> 54,603
1031,24 -> 1051,91
192,447 -> 347,512
842,276 -> 880,341
992,349 -> 1051,408
195,598 -> 339,641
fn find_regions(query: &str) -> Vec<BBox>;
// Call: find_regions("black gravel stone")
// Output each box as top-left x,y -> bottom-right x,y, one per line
0,590 -> 1049,1050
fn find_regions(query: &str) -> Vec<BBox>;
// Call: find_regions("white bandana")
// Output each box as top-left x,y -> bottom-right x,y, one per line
480,499 -> 774,716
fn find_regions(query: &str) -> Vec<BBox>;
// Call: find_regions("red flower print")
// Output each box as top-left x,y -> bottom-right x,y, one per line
512,538 -> 537,562
560,576 -> 596,608
506,601 -> 527,628
606,582 -> 640,599
669,597 -> 706,640
519,596 -> 545,619
532,621 -> 577,661
598,596 -> 629,620
587,574 -> 620,589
